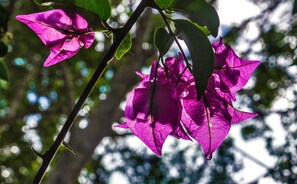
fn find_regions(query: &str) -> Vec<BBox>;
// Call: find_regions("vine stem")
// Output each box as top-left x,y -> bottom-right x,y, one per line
33,0 -> 152,183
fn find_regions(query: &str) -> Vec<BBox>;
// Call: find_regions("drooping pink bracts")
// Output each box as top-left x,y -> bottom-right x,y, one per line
181,86 -> 258,158
118,61 -> 189,156
16,9 -> 95,67
211,38 -> 260,101
119,39 -> 260,158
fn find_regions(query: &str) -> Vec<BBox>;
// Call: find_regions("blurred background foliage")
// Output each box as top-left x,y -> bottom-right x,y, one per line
0,0 -> 296,183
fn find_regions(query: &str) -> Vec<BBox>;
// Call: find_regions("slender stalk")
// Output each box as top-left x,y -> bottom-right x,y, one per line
156,8 -> 191,70
155,8 -> 192,88
33,0 -> 151,183
175,67 -> 188,87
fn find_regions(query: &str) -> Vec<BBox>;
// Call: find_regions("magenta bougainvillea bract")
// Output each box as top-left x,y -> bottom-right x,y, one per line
119,39 -> 260,158
16,9 -> 260,159
16,9 -> 95,67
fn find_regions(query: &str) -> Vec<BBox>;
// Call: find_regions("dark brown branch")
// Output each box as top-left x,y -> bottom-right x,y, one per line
33,0 -> 154,183
44,9 -> 155,184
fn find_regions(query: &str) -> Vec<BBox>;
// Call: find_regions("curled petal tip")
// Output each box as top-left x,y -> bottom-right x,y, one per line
206,153 -> 212,160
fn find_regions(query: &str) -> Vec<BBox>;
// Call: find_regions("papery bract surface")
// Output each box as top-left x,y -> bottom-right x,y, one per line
121,61 -> 185,155
16,9 -> 95,67
118,40 -> 260,158
181,86 -> 258,158
212,38 -> 260,100
124,81 -> 182,156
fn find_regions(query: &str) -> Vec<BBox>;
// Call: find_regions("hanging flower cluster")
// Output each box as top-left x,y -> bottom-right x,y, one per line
118,38 -> 260,158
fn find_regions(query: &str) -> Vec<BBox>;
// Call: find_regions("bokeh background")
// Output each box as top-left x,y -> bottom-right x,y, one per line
0,0 -> 296,183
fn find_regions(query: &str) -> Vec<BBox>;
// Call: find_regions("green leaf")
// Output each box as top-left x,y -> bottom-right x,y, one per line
174,19 -> 214,99
194,23 -> 211,36
154,27 -> 174,56
293,0 -> 297,15
115,33 -> 132,60
75,0 -> 111,20
171,0 -> 220,37
155,0 -> 174,9
0,59 -> 9,82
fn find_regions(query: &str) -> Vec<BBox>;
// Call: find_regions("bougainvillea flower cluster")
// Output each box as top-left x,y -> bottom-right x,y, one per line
16,9 -> 95,67
118,39 -> 260,158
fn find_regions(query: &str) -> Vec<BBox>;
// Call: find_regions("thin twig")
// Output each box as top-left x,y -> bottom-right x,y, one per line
33,0 -> 153,183
233,145 -> 271,170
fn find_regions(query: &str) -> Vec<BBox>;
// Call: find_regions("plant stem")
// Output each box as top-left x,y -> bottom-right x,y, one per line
157,8 -> 191,70
33,0 -> 151,183
156,8 -> 193,88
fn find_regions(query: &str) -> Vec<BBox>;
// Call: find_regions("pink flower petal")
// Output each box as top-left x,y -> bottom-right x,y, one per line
211,38 -> 260,100
116,123 -> 129,128
16,9 -> 94,66
124,80 -> 181,156
182,88 -> 257,158
44,49 -> 79,67
119,51 -> 259,158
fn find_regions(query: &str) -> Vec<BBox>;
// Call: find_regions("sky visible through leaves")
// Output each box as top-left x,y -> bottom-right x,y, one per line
3,0 -> 295,183
212,0 -> 292,183
112,0 -> 293,183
